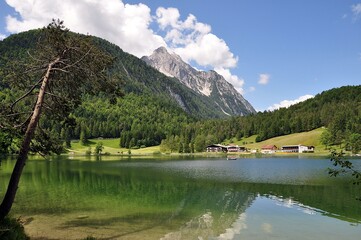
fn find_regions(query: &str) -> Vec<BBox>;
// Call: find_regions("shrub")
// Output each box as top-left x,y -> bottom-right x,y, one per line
0,217 -> 29,240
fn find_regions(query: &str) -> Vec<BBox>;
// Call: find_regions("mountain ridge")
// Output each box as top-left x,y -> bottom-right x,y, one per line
142,46 -> 256,116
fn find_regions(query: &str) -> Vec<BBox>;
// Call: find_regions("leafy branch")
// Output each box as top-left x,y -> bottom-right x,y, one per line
328,149 -> 361,185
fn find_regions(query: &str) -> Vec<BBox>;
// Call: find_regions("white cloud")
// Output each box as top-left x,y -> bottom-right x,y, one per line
156,7 -> 237,69
4,0 -> 166,57
258,73 -> 270,85
249,86 -> 256,92
352,3 -> 361,18
261,223 -> 273,234
267,94 -> 314,111
3,1 -> 246,94
215,67 -> 245,94
155,7 -> 243,93
156,7 -> 181,30
174,33 -> 238,69
218,213 -> 247,240
0,33 -> 7,40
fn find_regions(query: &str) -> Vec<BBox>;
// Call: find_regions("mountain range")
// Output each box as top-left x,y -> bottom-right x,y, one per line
0,30 -> 255,120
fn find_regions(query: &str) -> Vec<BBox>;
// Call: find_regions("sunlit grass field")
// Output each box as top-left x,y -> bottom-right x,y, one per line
69,138 -> 160,155
68,128 -> 341,156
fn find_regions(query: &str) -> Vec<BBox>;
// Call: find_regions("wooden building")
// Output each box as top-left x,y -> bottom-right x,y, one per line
261,145 -> 278,154
206,144 -> 227,152
206,144 -> 246,153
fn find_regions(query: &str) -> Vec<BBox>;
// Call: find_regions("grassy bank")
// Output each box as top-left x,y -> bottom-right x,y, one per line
65,128 -> 342,157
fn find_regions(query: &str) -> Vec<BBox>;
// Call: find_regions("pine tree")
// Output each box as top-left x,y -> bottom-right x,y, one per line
0,20 -> 120,220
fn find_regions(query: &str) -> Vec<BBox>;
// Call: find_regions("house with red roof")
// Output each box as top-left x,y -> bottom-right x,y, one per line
261,145 -> 278,154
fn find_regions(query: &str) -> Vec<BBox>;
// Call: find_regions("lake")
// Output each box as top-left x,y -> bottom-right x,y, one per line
1,156 -> 361,239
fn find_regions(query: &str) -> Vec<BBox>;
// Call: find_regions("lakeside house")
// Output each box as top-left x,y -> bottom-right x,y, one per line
206,144 -> 226,152
227,144 -> 246,152
206,144 -> 246,153
261,145 -> 278,154
281,145 -> 315,153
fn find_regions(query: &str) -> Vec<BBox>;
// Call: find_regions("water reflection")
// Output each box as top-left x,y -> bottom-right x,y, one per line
0,157 -> 360,239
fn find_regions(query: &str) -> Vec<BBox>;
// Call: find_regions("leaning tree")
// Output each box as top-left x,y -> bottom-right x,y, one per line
0,20 -> 121,220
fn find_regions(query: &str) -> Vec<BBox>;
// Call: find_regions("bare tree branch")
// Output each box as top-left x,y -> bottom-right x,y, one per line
10,78 -> 43,111
0,111 -> 34,118
23,65 -> 47,74
13,113 -> 33,129
27,50 -> 43,63
44,91 -> 66,99
51,67 -> 70,73
61,47 -> 92,70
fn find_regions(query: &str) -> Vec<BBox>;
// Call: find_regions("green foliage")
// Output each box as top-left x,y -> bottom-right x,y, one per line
0,217 -> 29,240
328,150 -> 361,186
0,21 -> 120,156
73,93 -> 193,148
0,131 -> 12,155
80,129 -> 87,146
94,142 -> 104,155
320,129 -> 332,150
85,146 -> 92,156
345,133 -> 361,154
194,134 -> 206,152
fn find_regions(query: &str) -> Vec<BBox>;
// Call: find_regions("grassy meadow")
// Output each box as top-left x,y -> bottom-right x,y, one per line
241,128 -> 334,155
67,127 -> 339,156
68,138 -> 161,155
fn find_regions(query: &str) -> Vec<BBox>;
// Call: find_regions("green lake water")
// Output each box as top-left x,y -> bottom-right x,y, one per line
1,156 -> 361,239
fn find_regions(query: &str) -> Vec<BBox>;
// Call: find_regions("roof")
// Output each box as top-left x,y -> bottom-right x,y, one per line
206,144 -> 226,148
261,145 -> 277,149
281,145 -> 314,148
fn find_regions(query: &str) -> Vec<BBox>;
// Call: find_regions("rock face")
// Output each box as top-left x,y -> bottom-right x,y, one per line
142,47 -> 256,116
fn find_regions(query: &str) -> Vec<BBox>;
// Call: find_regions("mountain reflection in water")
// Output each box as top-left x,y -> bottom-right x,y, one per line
0,156 -> 360,239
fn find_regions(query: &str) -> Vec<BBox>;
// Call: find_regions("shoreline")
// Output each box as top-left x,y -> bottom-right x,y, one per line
3,150 -> 360,161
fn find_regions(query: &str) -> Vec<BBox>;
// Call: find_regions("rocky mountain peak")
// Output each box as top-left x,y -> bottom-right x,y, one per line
142,47 -> 256,116
154,46 -> 168,53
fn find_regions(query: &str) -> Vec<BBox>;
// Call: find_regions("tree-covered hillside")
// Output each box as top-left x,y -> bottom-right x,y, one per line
161,85 -> 361,152
0,30 -> 231,153
1,30 -> 228,118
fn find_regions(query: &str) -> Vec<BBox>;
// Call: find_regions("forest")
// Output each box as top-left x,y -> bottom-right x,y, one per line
160,85 -> 361,153
0,30 -> 360,154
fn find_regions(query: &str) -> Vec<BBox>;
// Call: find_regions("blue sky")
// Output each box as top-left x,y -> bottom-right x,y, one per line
0,0 -> 360,111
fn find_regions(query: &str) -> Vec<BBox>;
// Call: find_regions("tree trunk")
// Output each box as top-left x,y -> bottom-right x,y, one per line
0,58 -> 59,220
